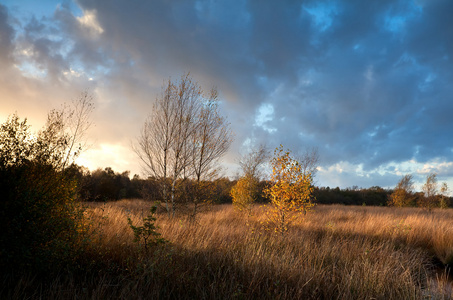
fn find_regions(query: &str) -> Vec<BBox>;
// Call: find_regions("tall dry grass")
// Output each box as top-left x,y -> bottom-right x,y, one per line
2,200 -> 452,299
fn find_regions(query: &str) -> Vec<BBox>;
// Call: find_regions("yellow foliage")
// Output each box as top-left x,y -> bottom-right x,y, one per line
388,188 -> 413,207
388,174 -> 414,207
231,175 -> 257,215
263,145 -> 315,234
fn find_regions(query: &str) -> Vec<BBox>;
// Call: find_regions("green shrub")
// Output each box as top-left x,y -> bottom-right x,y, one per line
128,204 -> 166,254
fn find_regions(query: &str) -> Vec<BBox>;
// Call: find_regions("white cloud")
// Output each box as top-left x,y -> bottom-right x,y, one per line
63,68 -> 82,78
77,9 -> 103,36
254,103 -> 276,133
364,65 -> 374,81
416,160 -> 453,176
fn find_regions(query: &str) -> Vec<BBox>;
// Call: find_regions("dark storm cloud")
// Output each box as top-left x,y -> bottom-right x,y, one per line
74,0 -> 261,101
256,0 -> 453,172
53,6 -> 109,73
2,0 -> 453,187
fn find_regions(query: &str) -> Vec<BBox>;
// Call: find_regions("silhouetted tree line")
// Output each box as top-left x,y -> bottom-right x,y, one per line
73,166 -> 142,201
72,169 -> 453,208
72,166 -> 237,204
315,186 -> 452,207
314,186 -> 391,206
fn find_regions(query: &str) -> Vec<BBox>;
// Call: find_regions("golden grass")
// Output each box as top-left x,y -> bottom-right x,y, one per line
3,200 -> 453,299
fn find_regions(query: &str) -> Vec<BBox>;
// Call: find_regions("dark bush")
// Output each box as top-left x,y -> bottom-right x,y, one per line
0,114 -> 86,273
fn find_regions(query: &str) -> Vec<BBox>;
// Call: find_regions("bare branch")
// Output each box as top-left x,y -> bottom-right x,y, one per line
238,144 -> 269,180
62,91 -> 95,169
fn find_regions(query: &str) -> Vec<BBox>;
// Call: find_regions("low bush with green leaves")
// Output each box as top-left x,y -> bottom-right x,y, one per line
127,204 -> 166,253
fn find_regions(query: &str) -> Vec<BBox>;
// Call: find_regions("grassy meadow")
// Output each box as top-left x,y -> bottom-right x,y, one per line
3,201 -> 453,299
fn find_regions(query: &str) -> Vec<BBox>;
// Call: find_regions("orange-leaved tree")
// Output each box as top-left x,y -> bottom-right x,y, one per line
232,144 -> 268,216
388,174 -> 415,207
263,145 -> 315,234
231,175 -> 258,216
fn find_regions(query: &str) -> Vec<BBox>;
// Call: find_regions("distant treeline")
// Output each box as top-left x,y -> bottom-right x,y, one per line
315,186 -> 389,206
72,166 -> 452,207
72,166 -> 235,204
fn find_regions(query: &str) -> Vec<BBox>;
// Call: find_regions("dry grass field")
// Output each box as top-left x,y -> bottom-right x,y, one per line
4,200 -> 453,299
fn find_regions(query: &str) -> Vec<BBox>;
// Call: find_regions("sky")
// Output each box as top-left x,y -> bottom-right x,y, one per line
1,0 -> 453,192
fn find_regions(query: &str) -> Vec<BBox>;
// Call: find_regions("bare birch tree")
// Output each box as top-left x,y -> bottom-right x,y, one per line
134,81 -> 176,212
420,173 -> 438,211
298,147 -> 319,178
238,144 -> 269,180
187,90 -> 233,219
134,74 -> 232,218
